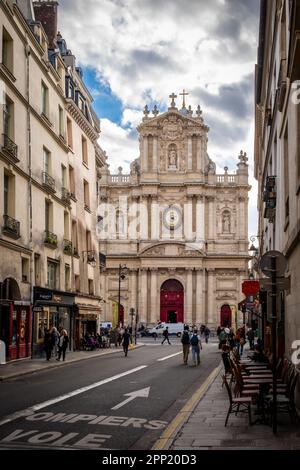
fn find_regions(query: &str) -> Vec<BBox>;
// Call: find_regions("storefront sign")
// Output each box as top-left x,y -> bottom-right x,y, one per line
53,295 -> 62,303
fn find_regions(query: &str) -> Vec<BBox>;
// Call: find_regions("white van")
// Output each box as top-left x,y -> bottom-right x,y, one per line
148,322 -> 184,337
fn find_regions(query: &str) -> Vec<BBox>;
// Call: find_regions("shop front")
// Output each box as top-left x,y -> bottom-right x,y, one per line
0,278 -> 32,361
33,287 -> 75,357
74,300 -> 102,350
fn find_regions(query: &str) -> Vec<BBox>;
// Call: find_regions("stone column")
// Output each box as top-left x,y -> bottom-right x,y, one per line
185,268 -> 193,326
130,269 -> 138,312
153,137 -> 158,171
197,137 -> 202,170
187,137 -> 192,170
139,268 -> 148,323
196,196 -> 205,241
151,196 -> 159,241
195,268 -> 204,325
150,268 -> 158,325
143,136 -> 148,172
140,196 -> 148,240
207,269 -> 215,326
184,196 -> 194,240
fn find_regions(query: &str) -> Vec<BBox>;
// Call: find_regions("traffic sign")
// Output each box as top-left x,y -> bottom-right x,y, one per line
242,280 -> 260,296
260,251 -> 287,278
260,277 -> 290,291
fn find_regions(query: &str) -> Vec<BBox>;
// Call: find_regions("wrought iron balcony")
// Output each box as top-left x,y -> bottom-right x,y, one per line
44,230 -> 58,248
63,239 -> 72,255
61,187 -> 71,205
42,172 -> 56,192
2,134 -> 18,161
3,215 -> 20,239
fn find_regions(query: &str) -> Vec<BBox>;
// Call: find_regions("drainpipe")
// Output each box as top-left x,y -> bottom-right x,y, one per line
25,37 -> 33,358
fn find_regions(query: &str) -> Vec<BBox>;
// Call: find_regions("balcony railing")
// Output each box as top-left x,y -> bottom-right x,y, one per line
42,172 -> 56,192
63,239 -> 72,255
44,230 -> 58,248
3,215 -> 20,239
61,187 -> 71,205
2,134 -> 18,161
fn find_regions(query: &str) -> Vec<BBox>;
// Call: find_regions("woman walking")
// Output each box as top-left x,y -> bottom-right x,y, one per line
57,329 -> 69,361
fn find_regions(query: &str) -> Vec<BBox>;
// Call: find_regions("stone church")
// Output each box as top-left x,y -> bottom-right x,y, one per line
99,93 -> 250,329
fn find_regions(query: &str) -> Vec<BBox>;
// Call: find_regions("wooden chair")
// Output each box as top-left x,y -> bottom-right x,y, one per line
223,375 -> 252,426
265,372 -> 300,424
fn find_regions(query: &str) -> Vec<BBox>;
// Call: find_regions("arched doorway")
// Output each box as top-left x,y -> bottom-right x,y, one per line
220,304 -> 232,328
160,280 -> 184,323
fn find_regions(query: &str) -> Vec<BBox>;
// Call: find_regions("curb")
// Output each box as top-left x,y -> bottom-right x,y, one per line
152,363 -> 222,450
0,343 -> 144,382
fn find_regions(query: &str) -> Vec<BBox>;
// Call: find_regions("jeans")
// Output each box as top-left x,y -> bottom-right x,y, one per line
191,346 -> 200,365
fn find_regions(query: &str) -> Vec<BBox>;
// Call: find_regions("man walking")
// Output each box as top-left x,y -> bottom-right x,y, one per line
181,325 -> 190,365
190,329 -> 202,366
122,328 -> 131,357
161,326 -> 171,345
204,326 -> 210,344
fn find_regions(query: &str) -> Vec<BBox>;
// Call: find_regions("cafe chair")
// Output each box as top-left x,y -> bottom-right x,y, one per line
223,375 -> 252,427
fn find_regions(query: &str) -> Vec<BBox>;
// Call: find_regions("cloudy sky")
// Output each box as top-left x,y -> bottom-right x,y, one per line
59,0 -> 260,235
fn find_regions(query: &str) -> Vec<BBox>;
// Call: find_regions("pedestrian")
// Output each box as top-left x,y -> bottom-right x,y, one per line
44,328 -> 54,361
247,327 -> 255,350
204,326 -> 210,344
122,328 -> 131,357
56,329 -> 69,361
181,325 -> 190,365
190,329 -> 202,366
161,326 -> 171,345
51,327 -> 59,357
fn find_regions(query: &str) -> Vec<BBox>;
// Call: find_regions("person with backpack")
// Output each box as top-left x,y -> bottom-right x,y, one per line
181,325 -> 190,365
161,326 -> 171,345
190,329 -> 202,366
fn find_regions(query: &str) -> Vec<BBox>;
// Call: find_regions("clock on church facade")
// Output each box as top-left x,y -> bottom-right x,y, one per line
99,93 -> 250,329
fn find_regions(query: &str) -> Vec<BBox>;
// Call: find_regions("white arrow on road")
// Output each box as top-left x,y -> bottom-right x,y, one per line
111,387 -> 150,411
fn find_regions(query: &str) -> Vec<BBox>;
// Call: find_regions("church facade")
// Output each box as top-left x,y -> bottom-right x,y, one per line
99,94 -> 250,329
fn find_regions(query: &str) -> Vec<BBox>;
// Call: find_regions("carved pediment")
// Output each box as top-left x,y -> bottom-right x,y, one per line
140,242 -> 204,258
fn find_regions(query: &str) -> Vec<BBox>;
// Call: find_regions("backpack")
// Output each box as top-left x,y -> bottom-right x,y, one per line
191,334 -> 199,346
181,331 -> 190,345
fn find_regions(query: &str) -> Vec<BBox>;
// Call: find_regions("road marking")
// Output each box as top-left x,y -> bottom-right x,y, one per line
111,387 -> 150,411
157,352 -> 182,362
152,364 -> 221,450
0,365 -> 147,427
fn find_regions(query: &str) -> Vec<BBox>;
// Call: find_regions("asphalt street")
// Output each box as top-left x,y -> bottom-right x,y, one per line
0,339 -> 220,450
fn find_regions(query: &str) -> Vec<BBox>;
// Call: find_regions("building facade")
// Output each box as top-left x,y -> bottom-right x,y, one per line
0,0 -> 106,360
254,0 -> 300,393
99,95 -> 250,329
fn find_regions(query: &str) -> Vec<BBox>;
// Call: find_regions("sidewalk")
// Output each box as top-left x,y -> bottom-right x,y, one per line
163,368 -> 300,450
0,343 -> 143,382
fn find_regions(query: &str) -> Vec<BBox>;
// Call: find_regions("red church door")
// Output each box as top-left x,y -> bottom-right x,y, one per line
220,304 -> 232,328
160,280 -> 184,323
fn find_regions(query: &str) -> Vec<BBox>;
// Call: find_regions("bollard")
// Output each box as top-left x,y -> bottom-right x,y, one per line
0,340 -> 6,365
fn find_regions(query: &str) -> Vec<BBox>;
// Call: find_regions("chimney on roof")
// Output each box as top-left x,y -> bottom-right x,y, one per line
33,1 -> 59,49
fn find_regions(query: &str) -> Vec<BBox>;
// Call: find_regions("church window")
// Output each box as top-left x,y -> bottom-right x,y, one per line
116,210 -> 125,237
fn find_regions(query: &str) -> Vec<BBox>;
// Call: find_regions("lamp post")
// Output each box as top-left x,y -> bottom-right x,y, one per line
129,308 -> 135,344
118,264 -> 128,326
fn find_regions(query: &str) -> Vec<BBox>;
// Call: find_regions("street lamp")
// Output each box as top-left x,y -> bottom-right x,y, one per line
118,264 -> 129,326
129,308 -> 135,344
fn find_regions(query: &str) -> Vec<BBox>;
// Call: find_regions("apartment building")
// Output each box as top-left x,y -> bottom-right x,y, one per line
0,0 -> 106,360
254,0 -> 300,403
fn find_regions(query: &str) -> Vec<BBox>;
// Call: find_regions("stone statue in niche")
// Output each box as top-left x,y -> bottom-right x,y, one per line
222,212 -> 231,233
168,148 -> 178,169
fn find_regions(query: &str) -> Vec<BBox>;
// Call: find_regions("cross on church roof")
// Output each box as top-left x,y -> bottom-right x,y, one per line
169,93 -> 177,108
179,89 -> 189,109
